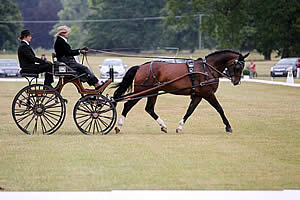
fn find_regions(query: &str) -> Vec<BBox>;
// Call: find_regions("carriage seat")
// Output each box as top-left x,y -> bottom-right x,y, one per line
51,52 -> 78,76
53,61 -> 78,76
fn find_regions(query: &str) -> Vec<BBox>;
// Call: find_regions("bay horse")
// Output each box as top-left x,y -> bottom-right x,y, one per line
113,50 -> 249,134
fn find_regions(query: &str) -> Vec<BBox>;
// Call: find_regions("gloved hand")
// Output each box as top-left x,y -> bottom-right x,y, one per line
80,49 -> 87,54
80,46 -> 88,51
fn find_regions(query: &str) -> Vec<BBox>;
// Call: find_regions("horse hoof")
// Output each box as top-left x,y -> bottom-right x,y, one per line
161,127 -> 167,133
226,127 -> 232,133
176,128 -> 182,133
115,127 -> 120,134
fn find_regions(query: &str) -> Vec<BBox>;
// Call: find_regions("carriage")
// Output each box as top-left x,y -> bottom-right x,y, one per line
12,50 -> 249,135
12,53 -> 117,135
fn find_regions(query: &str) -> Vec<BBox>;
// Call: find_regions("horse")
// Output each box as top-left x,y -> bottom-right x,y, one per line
112,50 -> 249,134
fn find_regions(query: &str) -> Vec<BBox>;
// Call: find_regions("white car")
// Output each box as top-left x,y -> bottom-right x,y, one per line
0,59 -> 21,77
99,58 -> 127,79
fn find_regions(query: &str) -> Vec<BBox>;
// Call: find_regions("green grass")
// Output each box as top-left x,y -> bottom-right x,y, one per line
0,79 -> 299,191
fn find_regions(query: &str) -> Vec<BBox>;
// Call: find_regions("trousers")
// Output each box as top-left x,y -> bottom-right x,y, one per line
68,62 -> 99,86
58,56 -> 99,86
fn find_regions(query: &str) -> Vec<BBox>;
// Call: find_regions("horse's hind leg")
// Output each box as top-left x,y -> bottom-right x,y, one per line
145,95 -> 167,133
115,99 -> 140,133
176,96 -> 202,133
204,94 -> 232,133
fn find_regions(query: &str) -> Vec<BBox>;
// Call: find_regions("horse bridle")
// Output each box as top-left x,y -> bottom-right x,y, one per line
203,58 -> 245,81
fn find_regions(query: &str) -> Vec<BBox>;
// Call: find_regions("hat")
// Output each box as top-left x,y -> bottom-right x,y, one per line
55,25 -> 71,37
19,30 -> 31,40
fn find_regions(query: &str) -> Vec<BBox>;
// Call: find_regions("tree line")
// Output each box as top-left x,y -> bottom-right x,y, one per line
1,0 -> 299,59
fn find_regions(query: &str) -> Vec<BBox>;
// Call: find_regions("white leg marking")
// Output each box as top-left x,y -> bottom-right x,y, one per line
117,115 -> 126,130
177,119 -> 185,131
156,117 -> 167,128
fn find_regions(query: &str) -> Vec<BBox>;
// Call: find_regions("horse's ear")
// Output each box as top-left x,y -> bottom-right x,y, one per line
243,52 -> 250,60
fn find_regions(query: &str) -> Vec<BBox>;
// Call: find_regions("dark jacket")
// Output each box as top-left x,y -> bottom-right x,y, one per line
54,36 -> 80,64
17,41 -> 46,69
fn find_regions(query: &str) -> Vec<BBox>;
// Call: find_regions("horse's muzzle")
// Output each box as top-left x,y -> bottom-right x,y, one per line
231,76 -> 241,86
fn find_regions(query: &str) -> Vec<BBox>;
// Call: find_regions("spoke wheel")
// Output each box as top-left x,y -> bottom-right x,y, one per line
12,84 -> 66,135
73,94 -> 117,135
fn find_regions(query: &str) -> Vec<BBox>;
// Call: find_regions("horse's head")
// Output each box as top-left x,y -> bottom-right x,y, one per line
225,52 -> 250,85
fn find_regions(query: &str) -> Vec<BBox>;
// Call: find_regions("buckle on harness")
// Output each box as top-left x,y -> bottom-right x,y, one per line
187,59 -> 194,73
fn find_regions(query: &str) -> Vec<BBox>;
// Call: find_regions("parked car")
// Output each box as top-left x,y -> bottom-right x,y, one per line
99,58 -> 127,79
0,59 -> 21,77
270,58 -> 300,77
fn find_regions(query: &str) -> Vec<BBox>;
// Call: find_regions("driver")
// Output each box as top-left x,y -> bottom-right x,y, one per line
54,25 -> 103,89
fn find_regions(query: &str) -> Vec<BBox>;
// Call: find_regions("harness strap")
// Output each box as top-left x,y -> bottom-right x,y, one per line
203,60 -> 232,80
141,61 -> 161,86
186,59 -> 196,95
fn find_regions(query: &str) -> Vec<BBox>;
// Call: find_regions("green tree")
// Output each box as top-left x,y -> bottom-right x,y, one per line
165,0 -> 248,50
13,0 -> 62,49
251,0 -> 300,59
0,0 -> 23,51
51,0 -> 89,48
84,0 -> 165,50
165,0 -> 300,59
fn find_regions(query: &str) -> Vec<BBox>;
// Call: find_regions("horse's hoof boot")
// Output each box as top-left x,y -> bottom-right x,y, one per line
161,127 -> 167,133
115,127 -> 120,134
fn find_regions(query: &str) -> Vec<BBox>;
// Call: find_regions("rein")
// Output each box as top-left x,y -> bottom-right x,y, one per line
202,59 -> 232,80
113,78 -> 219,103
88,48 -> 235,81
88,48 -> 190,60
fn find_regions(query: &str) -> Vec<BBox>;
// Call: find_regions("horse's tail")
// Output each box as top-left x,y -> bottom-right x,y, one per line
112,65 -> 140,104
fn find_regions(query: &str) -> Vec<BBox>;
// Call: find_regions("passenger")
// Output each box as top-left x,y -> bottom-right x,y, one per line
54,25 -> 103,89
17,30 -> 54,87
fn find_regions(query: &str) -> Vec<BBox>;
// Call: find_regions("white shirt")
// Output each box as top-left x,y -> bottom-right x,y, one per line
22,40 -> 29,46
58,35 -> 68,43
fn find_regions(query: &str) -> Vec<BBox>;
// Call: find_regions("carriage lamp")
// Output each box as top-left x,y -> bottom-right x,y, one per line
59,65 -> 67,73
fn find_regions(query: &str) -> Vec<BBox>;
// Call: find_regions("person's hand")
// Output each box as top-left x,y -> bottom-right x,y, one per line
46,61 -> 52,64
80,46 -> 88,51
80,49 -> 87,54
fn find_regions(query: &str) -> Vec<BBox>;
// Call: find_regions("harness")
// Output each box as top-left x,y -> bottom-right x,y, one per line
187,59 -> 196,95
140,61 -> 161,86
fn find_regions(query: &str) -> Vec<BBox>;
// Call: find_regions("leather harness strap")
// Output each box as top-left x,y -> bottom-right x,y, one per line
186,59 -> 196,95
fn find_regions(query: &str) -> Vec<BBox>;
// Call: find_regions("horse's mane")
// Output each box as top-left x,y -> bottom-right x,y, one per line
205,50 -> 242,59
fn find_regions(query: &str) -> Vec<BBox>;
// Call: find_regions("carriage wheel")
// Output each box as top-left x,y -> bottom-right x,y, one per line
12,84 -> 66,135
73,94 -> 117,135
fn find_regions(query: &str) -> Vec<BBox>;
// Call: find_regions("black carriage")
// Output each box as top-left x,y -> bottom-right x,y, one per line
12,54 -> 117,135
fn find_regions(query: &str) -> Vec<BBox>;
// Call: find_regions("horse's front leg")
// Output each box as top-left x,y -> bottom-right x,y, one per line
115,99 -> 140,133
145,95 -> 167,133
176,95 -> 202,133
204,94 -> 232,133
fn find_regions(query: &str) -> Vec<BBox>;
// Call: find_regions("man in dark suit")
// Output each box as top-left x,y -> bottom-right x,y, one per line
54,25 -> 103,89
17,30 -> 54,87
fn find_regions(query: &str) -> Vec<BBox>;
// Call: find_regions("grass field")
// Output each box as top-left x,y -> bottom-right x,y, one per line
0,51 -> 299,191
0,77 -> 299,190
